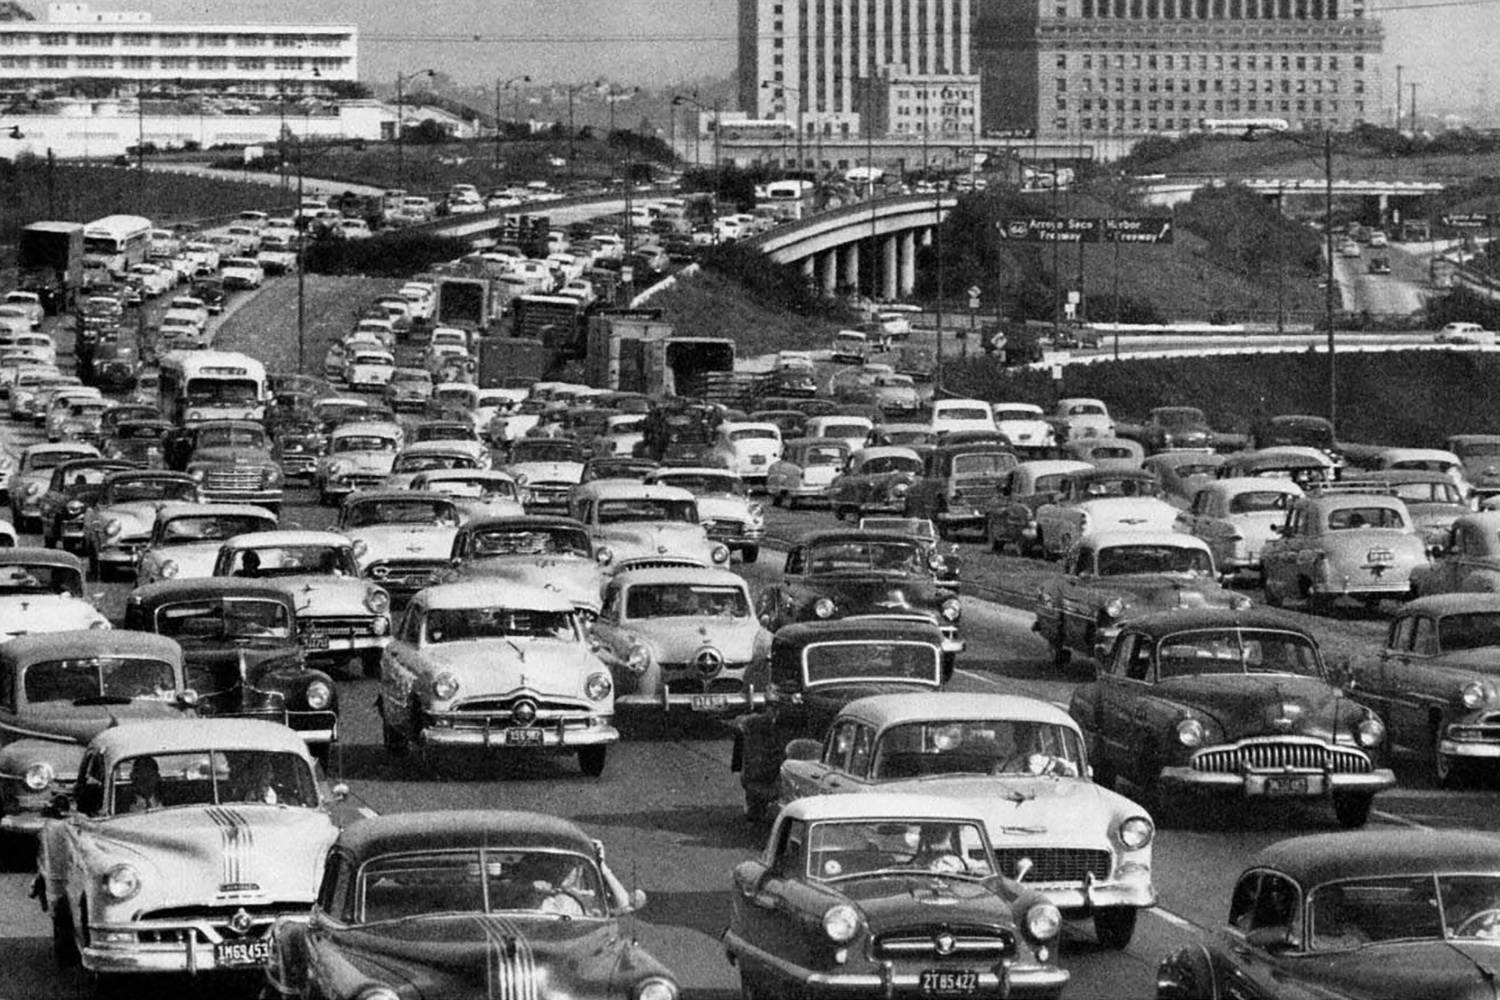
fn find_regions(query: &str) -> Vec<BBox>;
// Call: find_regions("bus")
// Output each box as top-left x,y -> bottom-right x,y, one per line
758,179 -> 814,221
159,349 -> 268,427
82,214 -> 153,279
1201,117 -> 1290,136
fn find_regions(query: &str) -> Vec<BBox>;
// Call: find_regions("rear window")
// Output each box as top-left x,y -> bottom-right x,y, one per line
1228,491 -> 1294,514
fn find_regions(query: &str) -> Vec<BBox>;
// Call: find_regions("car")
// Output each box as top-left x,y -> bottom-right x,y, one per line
1142,450 -> 1227,504
1175,476 -> 1305,582
264,809 -> 677,1000
1250,413 -> 1344,465
992,402 -> 1058,455
1356,469 -> 1471,547
723,793 -> 1070,999
134,502 -> 278,586
445,514 -> 607,618
383,366 -> 433,413
408,418 -> 490,468
0,630 -> 194,852
1218,444 -> 1340,488
592,566 -> 771,714
1447,434 -> 1500,501
337,490 -> 464,607
99,416 -> 173,470
756,528 -> 964,667
1435,321 -> 1498,346
1362,446 -> 1474,499
644,466 -> 765,563
1068,608 -> 1397,828
256,232 -> 299,274
829,329 -> 869,364
1414,511 -> 1500,596
314,421 -> 402,504
212,530 -> 392,676
1048,397 -> 1116,442
219,255 -> 265,290
32,457 -> 134,552
1367,254 -> 1392,274
765,437 -> 850,510
36,719 -> 340,981
123,579 -> 339,763
731,618 -> 952,822
45,391 -> 109,445
1156,829 -> 1500,1000
376,581 -> 618,774
778,692 -> 1156,948
904,442 -> 1019,539
804,414 -> 875,456
1060,434 -> 1147,470
505,435 -> 587,515
10,442 -> 101,531
0,548 -> 110,640
1126,405 -> 1219,455
1034,530 -> 1252,668
979,459 -> 1094,556
343,348 -> 396,391
770,356 -> 818,397
569,479 -> 731,575
857,515 -> 962,590
1261,488 -> 1430,611
80,470 -> 200,579
2,290 -> 44,329
270,416 -> 321,481
826,446 -> 925,521
382,441 -> 483,491
1031,467 -> 1178,559
710,421 -> 783,484
174,419 -> 285,514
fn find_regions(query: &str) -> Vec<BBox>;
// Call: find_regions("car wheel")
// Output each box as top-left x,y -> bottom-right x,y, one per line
1333,792 -> 1374,829
1093,907 -> 1139,950
578,746 -> 608,778
740,545 -> 759,565
1434,726 -> 1469,789
52,901 -> 80,970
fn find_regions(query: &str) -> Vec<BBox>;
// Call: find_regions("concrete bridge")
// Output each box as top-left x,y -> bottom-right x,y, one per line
1136,175 -> 1444,212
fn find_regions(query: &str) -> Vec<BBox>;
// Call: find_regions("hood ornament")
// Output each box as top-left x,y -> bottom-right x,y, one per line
934,932 -> 956,955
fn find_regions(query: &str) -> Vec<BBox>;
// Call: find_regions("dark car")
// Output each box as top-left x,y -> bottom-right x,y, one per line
272,417 -> 323,481
757,528 -> 964,665
34,458 -> 134,552
100,417 -> 172,471
189,276 -> 225,314
1250,414 -> 1344,467
264,810 -> 679,1000
1157,829 -> 1500,1000
724,793 -> 1069,1000
1131,406 -> 1217,455
580,455 -> 660,483
1068,608 -> 1397,828
124,578 -> 338,765
731,618 -> 949,822
903,442 -> 1018,539
826,446 -> 925,521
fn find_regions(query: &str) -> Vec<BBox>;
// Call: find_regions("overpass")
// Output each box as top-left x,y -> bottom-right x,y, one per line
743,194 -> 958,301
1136,175 -> 1444,210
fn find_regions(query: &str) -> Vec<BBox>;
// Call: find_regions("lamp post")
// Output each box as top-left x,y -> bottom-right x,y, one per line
760,81 -> 803,175
601,83 -> 638,146
494,74 -> 530,169
566,79 -> 603,173
394,67 -> 434,189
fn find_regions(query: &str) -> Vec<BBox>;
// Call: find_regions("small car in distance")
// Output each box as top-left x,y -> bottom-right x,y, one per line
1434,321 -> 1497,346
1174,476 -> 1304,583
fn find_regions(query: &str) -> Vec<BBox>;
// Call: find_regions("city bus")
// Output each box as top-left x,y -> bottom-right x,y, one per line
82,214 -> 153,279
158,349 -> 268,427
758,179 -> 814,221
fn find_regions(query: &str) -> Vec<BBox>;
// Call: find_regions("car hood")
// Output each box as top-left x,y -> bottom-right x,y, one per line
1159,674 -> 1351,736
1090,574 -> 1242,611
0,595 -> 109,639
327,451 -> 398,474
872,775 -> 1140,849
315,914 -> 669,1000
696,496 -> 755,520
351,525 -> 458,565
142,542 -> 221,579
1289,940 -> 1500,1000
597,522 -> 713,556
1075,498 -> 1180,529
835,873 -> 1009,932
798,573 -> 949,611
193,447 -> 276,467
96,501 -> 165,536
21,699 -> 186,747
85,806 -> 335,906
451,497 -> 528,522
415,640 -> 605,697
274,575 -> 380,614
629,617 -> 766,663
453,557 -> 604,614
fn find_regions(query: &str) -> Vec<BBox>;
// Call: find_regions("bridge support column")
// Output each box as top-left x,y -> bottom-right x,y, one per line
820,250 -> 837,296
899,231 -> 917,297
802,256 -> 815,284
842,244 -> 859,297
881,235 -> 899,300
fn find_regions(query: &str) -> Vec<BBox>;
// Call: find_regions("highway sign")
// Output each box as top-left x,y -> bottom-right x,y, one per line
1441,213 -> 1494,229
1103,217 -> 1174,243
997,218 -> 1101,242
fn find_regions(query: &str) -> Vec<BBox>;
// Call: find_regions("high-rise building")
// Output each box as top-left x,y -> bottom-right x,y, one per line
975,0 -> 1383,143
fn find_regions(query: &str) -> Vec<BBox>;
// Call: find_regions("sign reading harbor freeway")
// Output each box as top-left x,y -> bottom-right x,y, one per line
997,217 -> 1173,244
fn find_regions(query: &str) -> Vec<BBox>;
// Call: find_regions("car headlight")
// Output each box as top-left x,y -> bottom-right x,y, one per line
1117,815 -> 1154,850
104,518 -> 123,538
634,977 -> 678,1000
351,538 -> 369,559
940,597 -> 962,622
432,672 -> 460,700
625,644 -> 651,675
1026,901 -> 1063,940
1462,680 -> 1487,710
103,864 -> 141,901
188,409 -> 203,422
190,468 -> 206,482
25,482 -> 42,497
514,472 -> 529,486
305,680 -> 332,710
711,543 -> 730,563
823,903 -> 861,942
1102,597 -> 1126,620
159,559 -> 179,579
1175,718 -> 1204,748
371,615 -> 390,636
355,987 -> 401,1000
813,597 -> 836,619
23,760 -> 54,792
747,502 -> 764,519
1356,715 -> 1386,748
364,588 -> 390,614
585,672 -> 613,701
892,481 -> 910,495
595,547 -> 613,566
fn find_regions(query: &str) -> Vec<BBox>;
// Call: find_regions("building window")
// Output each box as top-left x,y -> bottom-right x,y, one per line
1058,98 -> 1068,109
237,34 -> 265,47
42,55 -> 67,68
274,57 -> 302,71
39,33 -> 67,46
76,33 -> 113,47
160,35 -> 189,49
0,56 -> 30,68
161,56 -> 191,68
1132,78 -> 1141,91
1056,77 -> 1067,91
76,55 -> 112,69
1353,79 -> 1364,93
1055,116 -> 1069,129
1329,56 -> 1339,69
238,58 -> 265,70
1082,117 -> 1093,129
1353,56 -> 1364,70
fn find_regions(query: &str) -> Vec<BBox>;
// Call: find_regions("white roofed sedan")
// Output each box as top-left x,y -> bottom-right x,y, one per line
408,468 -> 525,522
134,502 -> 278,587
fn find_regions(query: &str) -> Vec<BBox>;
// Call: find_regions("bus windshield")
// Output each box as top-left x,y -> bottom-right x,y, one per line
186,378 -> 259,404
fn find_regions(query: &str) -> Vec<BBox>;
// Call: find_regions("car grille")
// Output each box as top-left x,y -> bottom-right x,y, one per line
662,659 -> 749,687
1193,738 -> 1374,774
135,903 -> 309,944
991,848 -> 1113,884
703,519 -> 746,538
280,454 -> 315,474
1449,713 -> 1500,744
206,468 -> 265,492
953,479 -> 1003,503
365,560 -> 449,592
524,483 -> 571,503
303,615 -> 381,635
438,695 -> 597,732
875,926 -> 1016,960
616,557 -> 707,573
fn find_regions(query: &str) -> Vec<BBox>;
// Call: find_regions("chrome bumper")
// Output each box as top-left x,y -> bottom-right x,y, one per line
1159,767 -> 1397,796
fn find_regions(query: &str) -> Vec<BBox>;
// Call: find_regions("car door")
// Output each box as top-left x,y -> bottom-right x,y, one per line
1094,631 -> 1155,785
781,718 -> 868,801
1372,613 -> 1440,752
1213,870 -> 1303,999
732,817 -> 817,983
1057,546 -> 1098,654
1260,504 -> 1301,600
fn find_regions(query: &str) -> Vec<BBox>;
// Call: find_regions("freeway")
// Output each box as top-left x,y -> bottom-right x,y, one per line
0,279 -> 1496,1000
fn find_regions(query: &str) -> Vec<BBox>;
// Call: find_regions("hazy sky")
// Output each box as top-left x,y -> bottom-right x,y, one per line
55,1 -> 1493,122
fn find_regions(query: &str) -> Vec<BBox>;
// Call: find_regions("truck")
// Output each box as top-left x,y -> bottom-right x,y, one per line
584,311 -> 747,403
435,276 -> 504,334
512,293 -> 587,359
16,221 -> 85,314
476,336 -> 551,388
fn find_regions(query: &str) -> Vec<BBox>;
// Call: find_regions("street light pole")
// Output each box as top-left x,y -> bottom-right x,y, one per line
494,74 -> 530,169
761,81 -> 803,175
1322,130 -> 1337,430
394,67 -> 434,189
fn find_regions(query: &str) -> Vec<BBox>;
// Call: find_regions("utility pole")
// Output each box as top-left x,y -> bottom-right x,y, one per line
1395,64 -> 1403,131
1409,83 -> 1418,133
394,68 -> 434,190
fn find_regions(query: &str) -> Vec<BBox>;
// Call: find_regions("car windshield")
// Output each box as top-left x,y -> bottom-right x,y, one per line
872,720 -> 1084,779
1435,612 -> 1500,652
227,546 -> 357,577
1069,403 -> 1106,416
858,455 -> 922,475
730,428 -> 777,441
995,409 -> 1041,422
1326,506 -> 1406,530
1081,477 -> 1162,498
806,540 -> 926,574
417,426 -> 474,442
860,518 -> 936,539
938,407 -> 990,422
391,371 -> 430,385
1389,482 -> 1463,504
1154,628 -> 1324,679
345,499 -> 460,528
821,424 -> 868,438
423,606 -> 577,642
625,583 -> 749,619
334,435 -> 397,453
804,819 -> 994,882
802,446 -> 847,466
196,427 -> 266,449
512,441 -> 581,462
952,453 -> 1010,475
161,514 -> 272,544
802,640 -> 943,685
24,656 -> 176,703
1304,875 -> 1500,949
468,527 -> 589,557
29,451 -> 94,471
0,563 -> 82,596
105,478 -> 197,504
1391,460 -> 1457,474
110,750 -> 315,814
654,474 -> 741,494
597,498 -> 697,524
1094,544 -> 1214,577
153,598 -> 292,641
357,848 -> 608,921
396,454 -> 475,474
419,476 -> 515,500
1155,409 -> 1206,427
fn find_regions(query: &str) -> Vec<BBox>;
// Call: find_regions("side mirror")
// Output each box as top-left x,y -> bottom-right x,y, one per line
784,738 -> 822,762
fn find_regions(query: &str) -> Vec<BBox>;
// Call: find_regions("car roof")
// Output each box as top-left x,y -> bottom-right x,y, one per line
1083,529 -> 1212,550
397,440 -> 477,455
153,501 -> 276,520
460,514 -> 586,531
344,488 -> 457,504
1251,830 -> 1500,888
795,528 -> 927,546
1298,492 -> 1406,512
851,446 -> 923,462
91,717 -> 314,760
330,421 -> 402,437
647,467 -> 743,481
413,580 -> 575,613
0,546 -> 85,569
222,530 -> 351,548
612,566 -> 749,588
1355,469 -> 1456,486
334,809 -> 596,862
0,629 -> 182,663
838,692 -> 1080,731
1397,593 -> 1500,618
1144,451 -> 1226,470
573,481 -> 693,500
780,792 -> 989,825
1208,476 -> 1305,496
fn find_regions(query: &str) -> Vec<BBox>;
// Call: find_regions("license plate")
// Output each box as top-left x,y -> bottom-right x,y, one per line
1366,549 -> 1394,565
303,634 -> 330,650
921,970 -> 980,996
1264,775 -> 1309,797
691,694 -> 730,712
505,727 -> 544,746
213,939 -> 271,967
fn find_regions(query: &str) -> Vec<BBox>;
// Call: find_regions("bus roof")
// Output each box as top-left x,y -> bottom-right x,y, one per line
159,349 -> 266,376
83,214 -> 153,236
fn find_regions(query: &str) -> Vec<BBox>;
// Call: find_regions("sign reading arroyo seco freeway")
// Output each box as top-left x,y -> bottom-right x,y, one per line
997,217 -> 1173,243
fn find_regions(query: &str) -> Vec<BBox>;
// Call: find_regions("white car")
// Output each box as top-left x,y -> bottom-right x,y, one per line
710,422 -> 784,484
165,295 -> 209,330
337,490 -> 463,606
1175,476 -> 1305,581
0,548 -> 109,640
344,349 -> 397,391
257,233 -> 299,274
591,412 -> 646,457
383,442 -> 483,491
1434,322 -> 1498,346
10,442 -> 100,530
993,402 -> 1058,450
133,502 -> 280,586
220,256 -> 265,290
830,329 -> 868,364
126,263 -> 173,298
182,241 -> 220,274
315,422 -> 403,504
1033,468 -> 1182,559
158,314 -> 206,350
1050,397 -> 1118,441
646,466 -> 765,563
398,282 -> 436,321
409,419 -> 489,469
2,291 -> 44,328
570,480 -> 730,575
9,332 -> 56,367
409,469 -> 525,522
504,435 -> 586,514
931,398 -> 999,437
